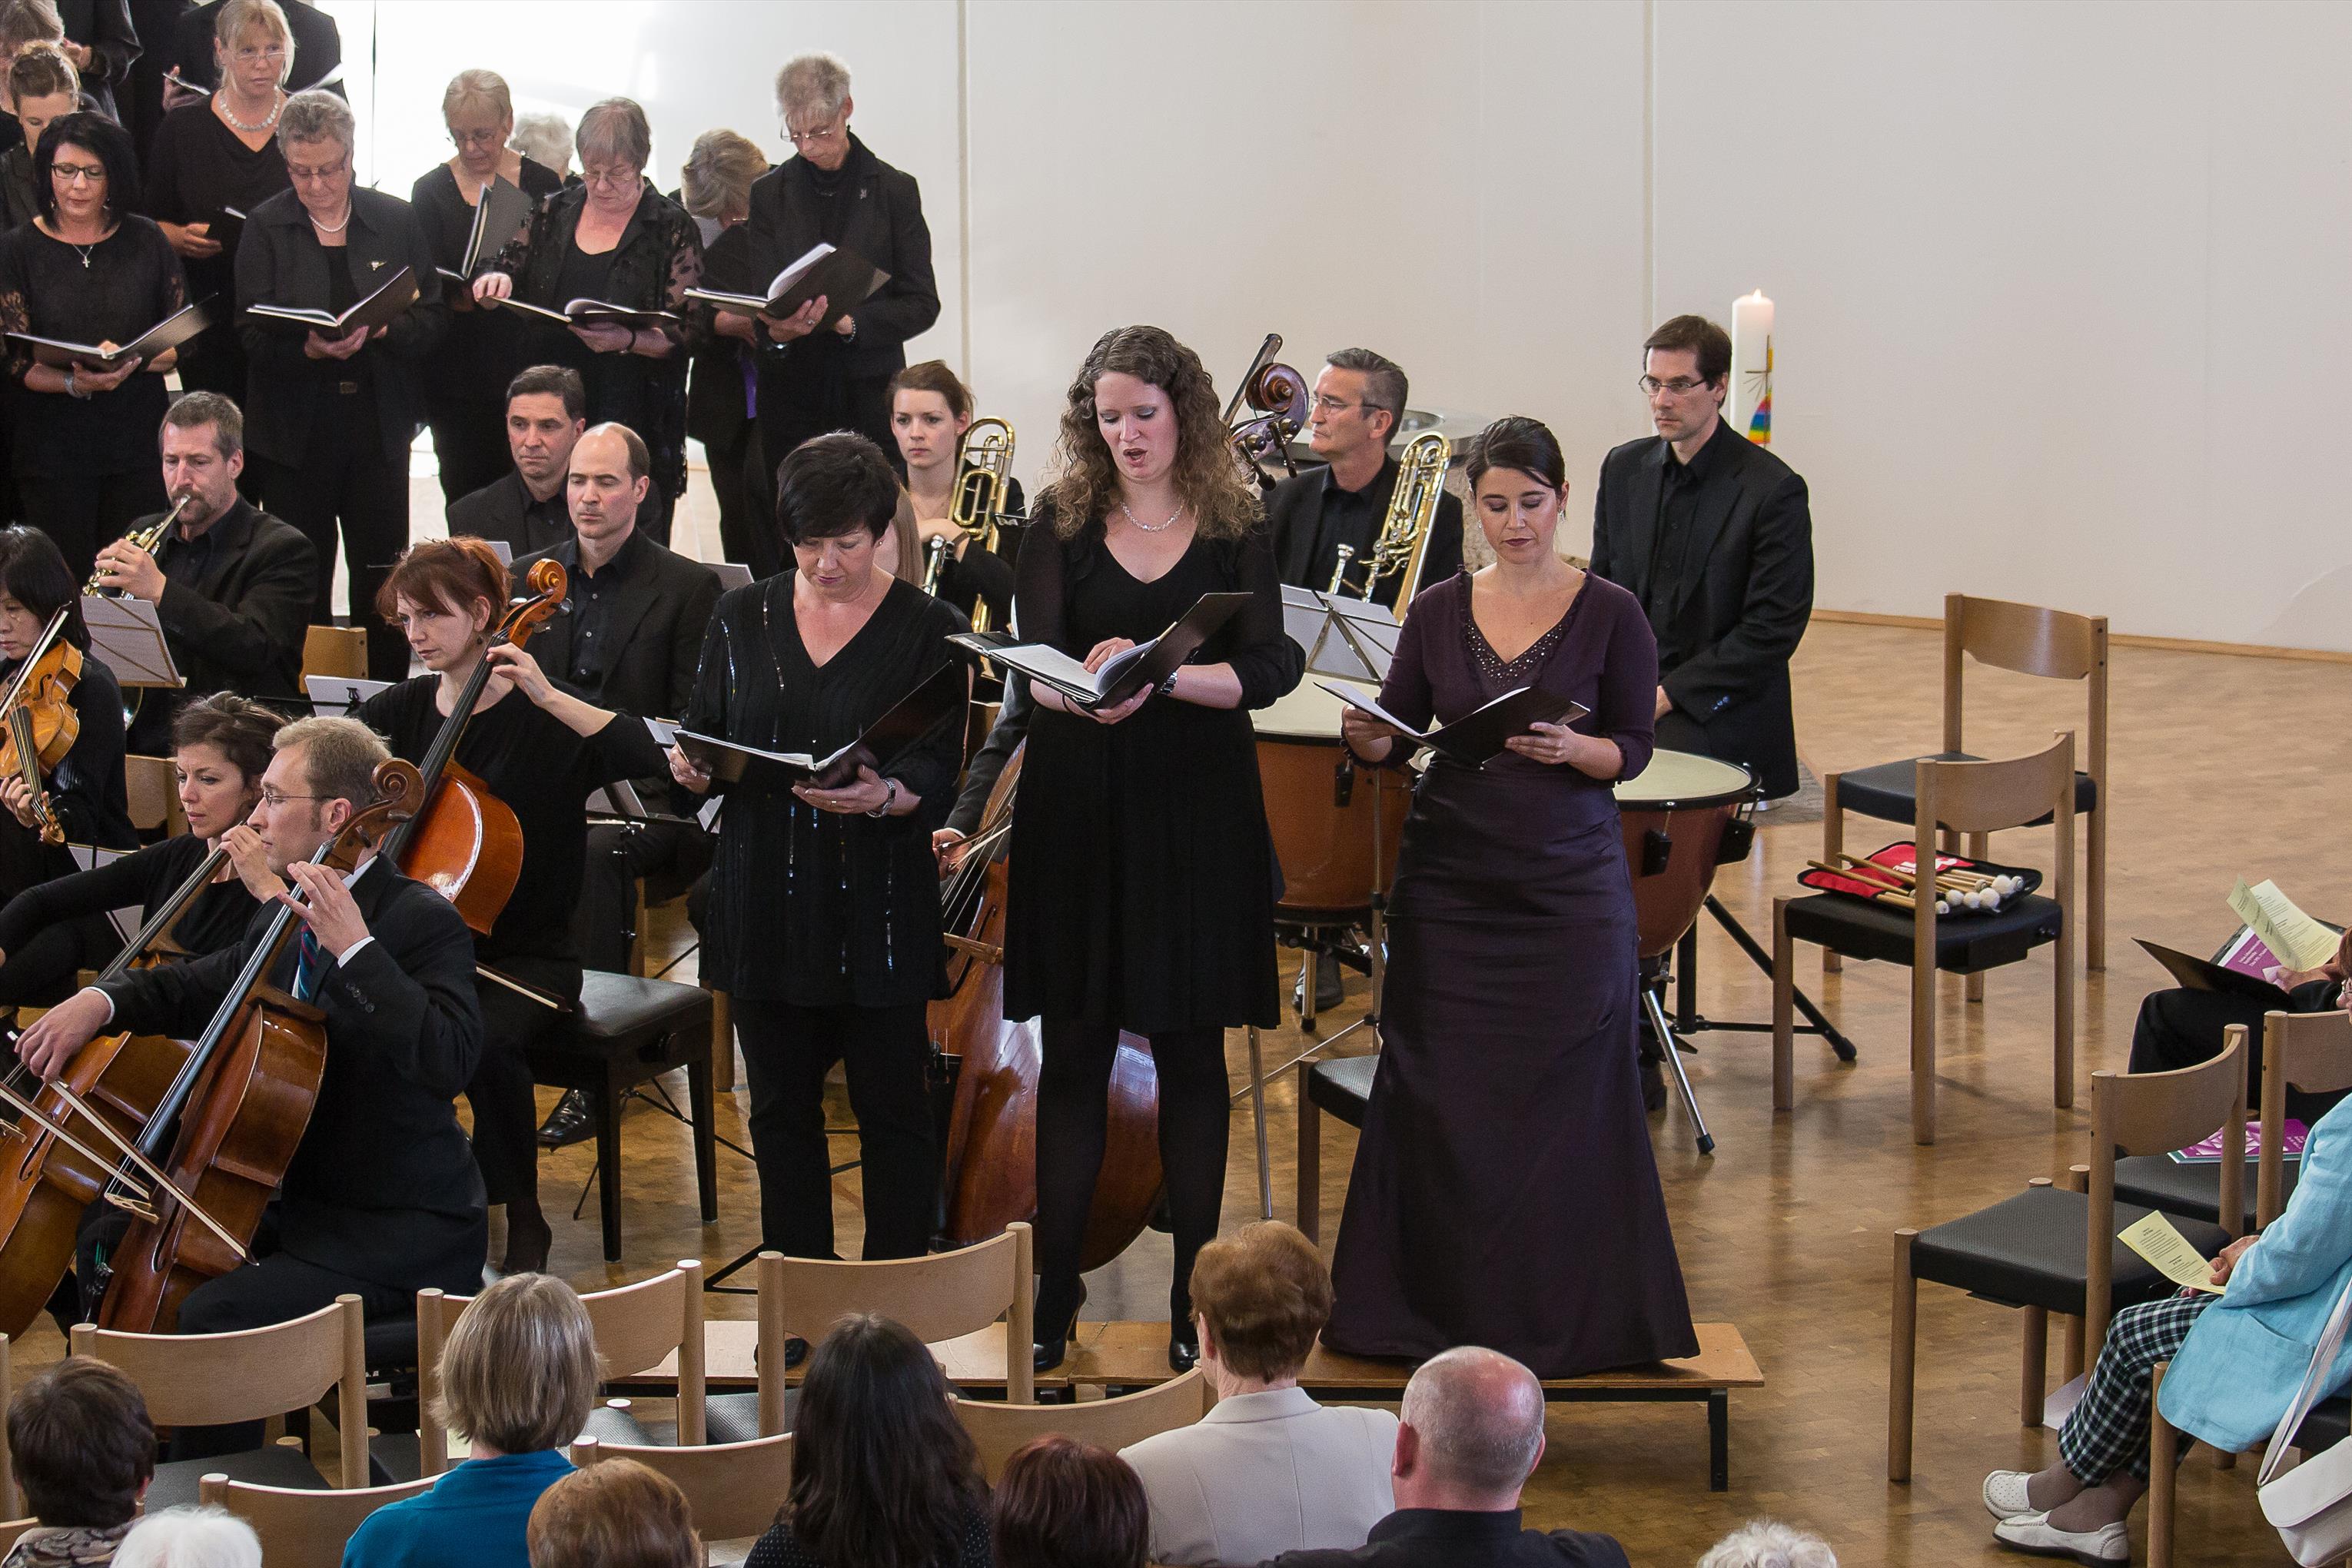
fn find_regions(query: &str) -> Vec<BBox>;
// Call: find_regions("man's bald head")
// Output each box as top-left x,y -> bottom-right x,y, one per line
1398,1347 -> 1545,1501
566,422 -> 652,563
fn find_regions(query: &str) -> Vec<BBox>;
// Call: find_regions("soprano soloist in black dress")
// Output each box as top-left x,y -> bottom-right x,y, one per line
1321,570 -> 1699,1377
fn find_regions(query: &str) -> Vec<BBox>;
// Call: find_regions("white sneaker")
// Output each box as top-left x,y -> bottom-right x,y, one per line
1982,1470 -> 2038,1519
1992,1510 -> 2130,1564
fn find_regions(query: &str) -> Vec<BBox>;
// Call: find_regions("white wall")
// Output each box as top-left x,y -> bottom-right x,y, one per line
323,0 -> 2352,650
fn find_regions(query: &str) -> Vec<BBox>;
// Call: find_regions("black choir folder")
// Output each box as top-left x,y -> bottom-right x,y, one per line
674,662 -> 965,790
2137,940 -> 2293,1007
498,297 -> 681,332
7,297 -> 214,371
954,592 -> 1251,712
684,241 -> 888,331
247,266 -> 419,334
1318,681 -> 1590,769
435,174 -> 532,287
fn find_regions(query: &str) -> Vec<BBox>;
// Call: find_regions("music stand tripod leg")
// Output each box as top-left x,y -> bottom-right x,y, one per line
1703,895 -> 1859,1062
1643,985 -> 1716,1156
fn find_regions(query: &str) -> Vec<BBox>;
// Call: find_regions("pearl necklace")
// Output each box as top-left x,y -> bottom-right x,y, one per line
309,203 -> 352,235
217,89 -> 283,135
1118,500 -> 1184,533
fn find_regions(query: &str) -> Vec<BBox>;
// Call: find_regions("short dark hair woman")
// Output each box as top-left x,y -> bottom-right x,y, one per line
1007,325 -> 1303,1373
0,110 -> 185,582
745,1314 -> 988,1568
1322,416 -> 1699,1379
5,1356 -> 154,1556
992,1437 -> 1147,1568
669,433 -> 968,1265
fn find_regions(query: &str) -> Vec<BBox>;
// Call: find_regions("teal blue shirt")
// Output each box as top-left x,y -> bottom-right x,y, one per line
341,1449 -> 573,1568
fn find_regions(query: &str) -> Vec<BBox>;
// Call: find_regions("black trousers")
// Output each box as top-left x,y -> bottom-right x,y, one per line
704,416 -> 772,579
18,467 -> 170,585
169,1253 -> 414,1460
468,955 -> 580,1211
2129,983 -> 2350,1123
251,407 -> 411,682
574,819 -> 715,977
733,997 -> 933,1261
1034,1021 -> 1231,1331
426,395 -> 513,510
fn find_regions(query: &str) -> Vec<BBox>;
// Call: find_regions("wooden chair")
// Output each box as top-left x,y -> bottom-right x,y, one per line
760,1223 -> 1035,1404
72,1294 -> 370,1498
199,1472 -> 437,1568
1823,593 -> 2107,972
0,1520 -> 32,1558
417,1259 -> 707,1475
954,1367 -> 1208,1482
123,754 -> 187,838
300,625 -> 368,683
1777,733 -> 2077,1144
1887,1037 -> 2245,1482
2114,1008 -> 2352,1230
570,1431 -> 795,1546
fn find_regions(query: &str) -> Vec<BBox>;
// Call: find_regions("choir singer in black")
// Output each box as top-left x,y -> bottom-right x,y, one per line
1008,326 -> 1302,1374
1267,347 -> 1461,609
1589,314 -> 1812,799
97,394 -> 317,757
668,432 -> 967,1267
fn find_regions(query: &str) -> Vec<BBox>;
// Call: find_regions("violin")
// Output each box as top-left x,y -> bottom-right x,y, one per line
95,760 -> 421,1333
932,742 -> 1165,1269
0,839 -> 231,1336
0,608 -> 84,847
381,559 -> 569,935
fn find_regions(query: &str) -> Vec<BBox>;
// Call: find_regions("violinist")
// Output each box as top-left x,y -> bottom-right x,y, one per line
668,432 -> 968,1267
1008,327 -> 1303,1373
0,525 -> 135,905
15,716 -> 487,1340
359,537 -> 666,1276
0,693 -> 279,1016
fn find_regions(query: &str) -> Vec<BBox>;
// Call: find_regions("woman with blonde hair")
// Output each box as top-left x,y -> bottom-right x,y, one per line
1006,324 -> 1301,1373
344,1273 -> 600,1568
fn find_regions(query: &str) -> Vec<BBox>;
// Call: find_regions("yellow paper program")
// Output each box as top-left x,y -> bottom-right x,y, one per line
2118,1211 -> 2225,1296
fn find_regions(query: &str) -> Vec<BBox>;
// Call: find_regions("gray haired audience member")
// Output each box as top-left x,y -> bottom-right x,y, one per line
510,111 -> 574,178
1261,1347 -> 1629,1568
108,1508 -> 260,1568
1695,1519 -> 1837,1568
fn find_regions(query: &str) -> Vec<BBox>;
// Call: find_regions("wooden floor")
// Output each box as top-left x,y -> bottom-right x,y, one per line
52,515 -> 2336,1563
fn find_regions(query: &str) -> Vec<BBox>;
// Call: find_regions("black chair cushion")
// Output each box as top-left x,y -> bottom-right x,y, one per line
364,1316 -> 419,1374
1911,1184 -> 2233,1314
1835,753 -> 2097,827
574,971 -> 713,1044
1307,1055 -> 1379,1130
706,1388 -> 799,1446
147,1442 -> 327,1510
2297,1397 -> 2351,1454
2113,1154 -> 2281,1231
1783,889 -> 2063,973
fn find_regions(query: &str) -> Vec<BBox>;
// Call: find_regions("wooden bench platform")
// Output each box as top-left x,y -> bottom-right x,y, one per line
620,1320 -> 1762,1492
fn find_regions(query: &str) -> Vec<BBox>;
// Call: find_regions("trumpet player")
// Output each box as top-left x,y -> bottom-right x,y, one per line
102,394 -> 316,756
889,360 -> 1023,627
1267,348 -> 1463,610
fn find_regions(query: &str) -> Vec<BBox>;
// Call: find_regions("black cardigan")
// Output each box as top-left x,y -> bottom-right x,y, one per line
234,184 -> 447,467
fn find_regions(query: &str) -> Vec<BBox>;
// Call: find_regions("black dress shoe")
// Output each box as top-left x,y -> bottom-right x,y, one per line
1032,1279 -> 1085,1373
1314,959 -> 1344,1013
1639,1057 -> 1668,1114
535,1089 -> 596,1149
1168,1327 -> 1200,1373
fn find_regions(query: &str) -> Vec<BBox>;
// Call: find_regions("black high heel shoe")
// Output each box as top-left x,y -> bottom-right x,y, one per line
1168,1324 -> 1200,1373
1033,1280 -> 1087,1374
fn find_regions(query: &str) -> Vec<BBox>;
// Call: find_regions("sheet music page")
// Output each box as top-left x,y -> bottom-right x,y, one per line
81,596 -> 183,687
2228,878 -> 2340,973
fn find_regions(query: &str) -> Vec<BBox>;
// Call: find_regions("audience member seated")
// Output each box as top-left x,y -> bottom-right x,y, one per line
445,365 -> 587,561
1694,1519 -> 1837,1568
108,1508 -> 258,1568
1983,1089 -> 2352,1563
2130,925 -> 2351,1121
992,1436 -> 1147,1568
744,1314 -> 989,1568
1119,1221 -> 1395,1565
526,1458 -> 696,1568
0,1358 -> 154,1568
1261,1347 -> 1629,1568
344,1273 -> 598,1568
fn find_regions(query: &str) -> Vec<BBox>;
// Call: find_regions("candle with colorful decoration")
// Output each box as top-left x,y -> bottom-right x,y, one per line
1731,289 -> 1774,445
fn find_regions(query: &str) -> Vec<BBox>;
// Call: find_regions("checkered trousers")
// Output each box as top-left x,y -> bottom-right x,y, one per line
2058,1292 -> 2216,1482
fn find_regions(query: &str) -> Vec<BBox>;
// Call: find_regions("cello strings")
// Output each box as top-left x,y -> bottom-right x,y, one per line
47,1082 -> 252,1263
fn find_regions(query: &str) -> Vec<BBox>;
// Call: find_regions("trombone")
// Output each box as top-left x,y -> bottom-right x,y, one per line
1327,430 -> 1452,606
921,417 -> 1016,634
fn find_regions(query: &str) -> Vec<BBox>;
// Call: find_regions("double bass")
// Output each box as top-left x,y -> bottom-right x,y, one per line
932,741 -> 1164,1270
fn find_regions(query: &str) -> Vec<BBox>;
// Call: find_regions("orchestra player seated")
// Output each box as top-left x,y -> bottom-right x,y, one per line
991,1437 -> 1150,1568
1261,1348 -> 1630,1568
1119,1221 -> 1395,1566
447,364 -> 590,561
98,394 -> 317,759
0,1358 -> 154,1568
2129,926 -> 2351,1122
345,1274 -> 597,1568
526,1459 -> 699,1568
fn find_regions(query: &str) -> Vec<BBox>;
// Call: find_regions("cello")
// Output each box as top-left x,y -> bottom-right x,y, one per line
94,760 -> 422,1332
932,742 -> 1164,1271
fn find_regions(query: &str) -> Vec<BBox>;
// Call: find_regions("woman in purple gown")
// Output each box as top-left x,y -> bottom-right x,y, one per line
1324,417 -> 1697,1377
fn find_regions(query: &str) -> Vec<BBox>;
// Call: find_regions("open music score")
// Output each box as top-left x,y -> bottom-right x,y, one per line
1317,681 -> 1587,769
436,173 -> 532,287
675,661 -> 965,789
684,241 -> 889,332
955,592 -> 1248,711
496,297 -> 682,332
246,266 -> 419,334
6,297 -> 215,372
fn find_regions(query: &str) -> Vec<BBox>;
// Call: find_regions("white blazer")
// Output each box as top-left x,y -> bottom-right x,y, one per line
1118,1386 -> 1397,1566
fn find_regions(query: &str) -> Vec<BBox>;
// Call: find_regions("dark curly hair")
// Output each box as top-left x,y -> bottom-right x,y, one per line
1044,324 -> 1259,541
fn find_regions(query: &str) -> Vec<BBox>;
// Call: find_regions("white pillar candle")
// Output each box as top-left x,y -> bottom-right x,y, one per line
1730,289 -> 1774,444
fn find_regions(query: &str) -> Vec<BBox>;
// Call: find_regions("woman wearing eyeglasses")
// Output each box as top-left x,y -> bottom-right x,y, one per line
472,98 -> 702,545
411,70 -> 565,509
730,52 -> 940,477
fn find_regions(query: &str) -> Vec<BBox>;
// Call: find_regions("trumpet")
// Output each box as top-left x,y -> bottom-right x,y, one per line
922,417 -> 1016,633
85,494 -> 192,597
1328,430 -> 1452,604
